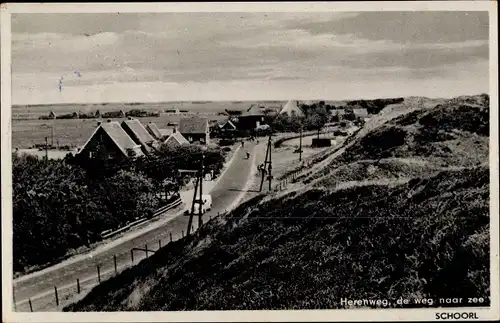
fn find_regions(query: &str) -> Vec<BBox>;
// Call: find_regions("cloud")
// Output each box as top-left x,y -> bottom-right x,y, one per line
293,11 -> 489,44
11,12 -> 490,104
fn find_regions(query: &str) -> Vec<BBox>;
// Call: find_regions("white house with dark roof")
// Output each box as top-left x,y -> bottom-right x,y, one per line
178,117 -> 210,145
77,120 -> 144,160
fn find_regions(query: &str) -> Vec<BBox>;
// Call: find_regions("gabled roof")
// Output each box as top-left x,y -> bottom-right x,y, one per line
159,128 -> 175,137
178,117 -> 208,134
121,118 -> 156,145
164,132 -> 190,146
280,100 -> 305,117
241,105 -> 265,117
80,121 -> 143,157
146,122 -> 162,139
221,120 -> 237,130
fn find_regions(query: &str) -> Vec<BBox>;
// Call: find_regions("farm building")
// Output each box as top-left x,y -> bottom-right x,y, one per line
48,111 -> 56,119
236,105 -> 266,131
220,120 -> 237,131
179,117 -> 210,145
163,131 -> 190,148
121,118 -> 158,154
77,120 -> 144,160
280,100 -> 305,117
146,122 -> 162,140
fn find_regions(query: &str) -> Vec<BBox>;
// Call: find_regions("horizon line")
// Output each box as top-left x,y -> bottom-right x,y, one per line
11,92 -> 489,107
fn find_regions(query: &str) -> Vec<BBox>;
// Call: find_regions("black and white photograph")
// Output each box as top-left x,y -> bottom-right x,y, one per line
1,2 -> 499,322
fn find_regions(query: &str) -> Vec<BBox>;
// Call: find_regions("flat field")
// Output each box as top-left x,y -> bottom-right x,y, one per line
12,101 -> 283,149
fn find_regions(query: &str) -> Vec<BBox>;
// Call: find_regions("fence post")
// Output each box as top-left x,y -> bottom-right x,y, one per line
170,232 -> 173,242
145,244 -> 148,258
131,249 -> 134,264
29,298 -> 33,312
54,286 -> 59,307
77,278 -> 80,294
114,255 -> 117,274
97,265 -> 101,283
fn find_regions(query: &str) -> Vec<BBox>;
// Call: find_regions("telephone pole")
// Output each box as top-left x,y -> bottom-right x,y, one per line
299,125 -> 303,162
259,135 -> 273,192
44,136 -> 48,160
187,153 -> 205,235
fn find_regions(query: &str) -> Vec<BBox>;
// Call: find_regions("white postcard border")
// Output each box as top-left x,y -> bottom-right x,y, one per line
1,2 -> 499,322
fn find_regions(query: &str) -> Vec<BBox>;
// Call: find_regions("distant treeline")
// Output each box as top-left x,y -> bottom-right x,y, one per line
39,109 -> 161,120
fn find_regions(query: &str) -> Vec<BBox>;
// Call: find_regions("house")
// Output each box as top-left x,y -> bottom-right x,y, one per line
163,130 -> 190,148
121,118 -> 157,154
145,122 -> 162,140
236,105 -> 266,131
77,120 -> 144,160
220,120 -> 237,131
179,117 -> 210,145
48,111 -> 56,119
280,100 -> 305,117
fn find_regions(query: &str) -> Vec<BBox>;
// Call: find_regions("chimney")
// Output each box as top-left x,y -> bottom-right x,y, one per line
97,121 -> 101,126
173,126 -> 176,133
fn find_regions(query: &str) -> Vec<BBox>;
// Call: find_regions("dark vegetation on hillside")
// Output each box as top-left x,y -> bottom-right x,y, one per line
65,166 -> 489,311
305,95 -> 489,185
65,94 -> 490,311
13,145 -> 225,274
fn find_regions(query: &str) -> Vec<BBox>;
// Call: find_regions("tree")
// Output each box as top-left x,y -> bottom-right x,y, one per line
304,105 -> 329,138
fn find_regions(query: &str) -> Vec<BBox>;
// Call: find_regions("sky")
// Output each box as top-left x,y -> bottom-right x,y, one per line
11,11 -> 489,105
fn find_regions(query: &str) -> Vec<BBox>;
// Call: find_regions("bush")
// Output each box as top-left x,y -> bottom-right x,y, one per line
12,153 -> 159,272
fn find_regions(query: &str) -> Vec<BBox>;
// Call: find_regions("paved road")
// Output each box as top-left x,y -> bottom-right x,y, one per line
13,143 -> 258,312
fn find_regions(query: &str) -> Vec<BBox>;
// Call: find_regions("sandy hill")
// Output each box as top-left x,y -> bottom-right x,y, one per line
65,94 -> 490,311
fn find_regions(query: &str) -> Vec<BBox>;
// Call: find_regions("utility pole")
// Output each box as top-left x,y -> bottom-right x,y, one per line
299,125 -> 303,162
198,153 -> 205,229
44,136 -> 48,160
259,135 -> 273,192
187,153 -> 204,235
268,136 -> 272,191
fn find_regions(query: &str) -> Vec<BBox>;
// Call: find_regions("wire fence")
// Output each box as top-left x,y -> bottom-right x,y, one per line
12,197 -> 198,313
14,233 -> 182,312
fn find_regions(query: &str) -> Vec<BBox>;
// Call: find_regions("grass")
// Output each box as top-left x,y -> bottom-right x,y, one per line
62,94 -> 491,311
65,166 -> 490,311
11,115 -> 227,149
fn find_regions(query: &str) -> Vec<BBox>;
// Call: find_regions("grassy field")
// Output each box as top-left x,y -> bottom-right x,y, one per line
11,101 -> 285,120
11,101 -> 285,149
